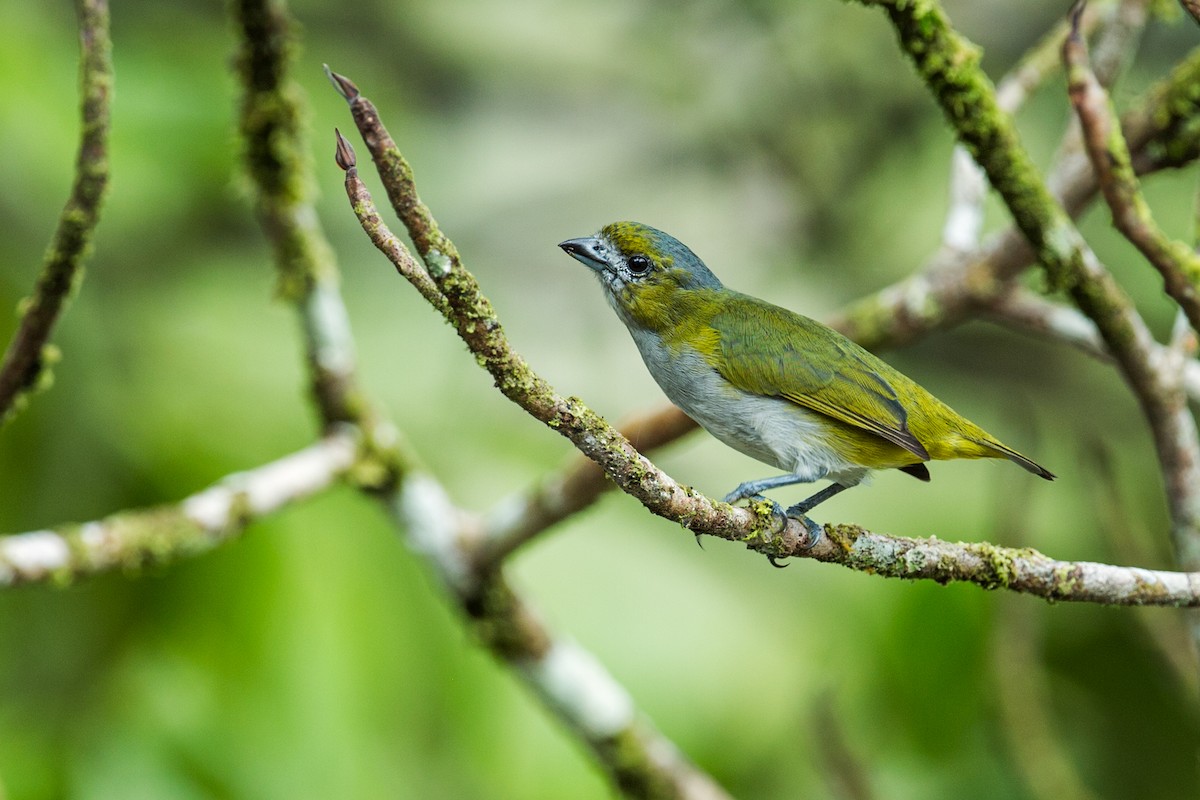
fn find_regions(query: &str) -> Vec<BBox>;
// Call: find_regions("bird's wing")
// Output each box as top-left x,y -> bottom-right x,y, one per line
711,295 -> 930,460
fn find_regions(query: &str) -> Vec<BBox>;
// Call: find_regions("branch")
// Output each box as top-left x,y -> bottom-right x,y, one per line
811,524 -> 1200,607
1065,8 -> 1200,334
0,0 -> 111,425
487,26 -> 1200,562
986,288 -> 1200,402
331,74 -> 1200,606
478,405 -> 698,569
833,40 -> 1200,352
233,0 -> 414,503
850,0 -> 1200,583
234,0 -> 365,430
0,431 -> 358,587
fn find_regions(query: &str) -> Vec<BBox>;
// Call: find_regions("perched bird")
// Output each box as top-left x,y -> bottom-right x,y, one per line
559,221 -> 1053,543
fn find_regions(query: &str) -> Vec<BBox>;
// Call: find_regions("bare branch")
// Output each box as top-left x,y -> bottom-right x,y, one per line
0,431 -> 358,587
0,0 -> 111,425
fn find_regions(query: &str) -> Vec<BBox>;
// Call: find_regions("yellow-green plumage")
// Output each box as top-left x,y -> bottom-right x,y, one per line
559,221 -> 1053,529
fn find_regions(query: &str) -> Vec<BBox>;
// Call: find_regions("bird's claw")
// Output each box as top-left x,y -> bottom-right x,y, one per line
765,510 -> 823,567
791,512 -> 824,549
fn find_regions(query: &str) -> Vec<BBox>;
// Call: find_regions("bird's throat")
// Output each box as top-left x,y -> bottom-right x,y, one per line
614,284 -> 723,355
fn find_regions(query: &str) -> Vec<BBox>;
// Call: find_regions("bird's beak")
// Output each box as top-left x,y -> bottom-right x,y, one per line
558,236 -> 608,273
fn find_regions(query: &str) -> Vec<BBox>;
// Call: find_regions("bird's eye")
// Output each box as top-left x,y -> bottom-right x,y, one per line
627,255 -> 652,275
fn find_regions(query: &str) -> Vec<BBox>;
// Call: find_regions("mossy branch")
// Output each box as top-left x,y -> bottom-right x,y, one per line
1065,10 -> 1200,334
0,432 -> 358,587
851,0 -> 1200,597
232,0 -> 417,502
0,0 -> 111,425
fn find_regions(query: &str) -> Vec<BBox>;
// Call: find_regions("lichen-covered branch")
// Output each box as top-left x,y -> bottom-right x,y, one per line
0,0 -> 111,425
833,39 -> 1200,353
332,74 -> 1200,607
1065,11 -> 1200,334
329,121 -> 811,556
232,0 -> 414,503
810,524 -> 1200,607
234,0 -> 367,431
0,431 -> 358,587
850,0 -> 1200,580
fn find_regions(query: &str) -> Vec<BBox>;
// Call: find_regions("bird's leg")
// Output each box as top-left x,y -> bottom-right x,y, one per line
781,483 -> 849,550
786,482 -> 849,515
722,473 -> 815,504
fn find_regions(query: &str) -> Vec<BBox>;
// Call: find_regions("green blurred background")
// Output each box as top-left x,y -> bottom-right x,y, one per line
1,0 -> 1197,797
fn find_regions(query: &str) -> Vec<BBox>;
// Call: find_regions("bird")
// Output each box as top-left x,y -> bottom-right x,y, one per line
559,221 -> 1054,545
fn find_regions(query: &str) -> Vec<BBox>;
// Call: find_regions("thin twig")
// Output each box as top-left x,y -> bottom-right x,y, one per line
985,288 -> 1200,401
0,0 -> 111,425
0,431 -> 358,586
1065,8 -> 1200,334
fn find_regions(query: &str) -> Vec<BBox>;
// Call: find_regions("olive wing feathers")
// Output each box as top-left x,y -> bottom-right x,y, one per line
711,295 -> 930,461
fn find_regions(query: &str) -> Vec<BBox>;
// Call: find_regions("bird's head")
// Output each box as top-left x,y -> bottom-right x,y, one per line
559,222 -> 722,330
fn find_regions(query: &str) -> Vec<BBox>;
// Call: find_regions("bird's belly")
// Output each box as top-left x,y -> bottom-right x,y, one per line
629,336 -> 868,485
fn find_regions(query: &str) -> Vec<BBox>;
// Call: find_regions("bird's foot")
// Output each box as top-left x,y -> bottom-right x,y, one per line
723,489 -> 823,565
784,506 -> 824,549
